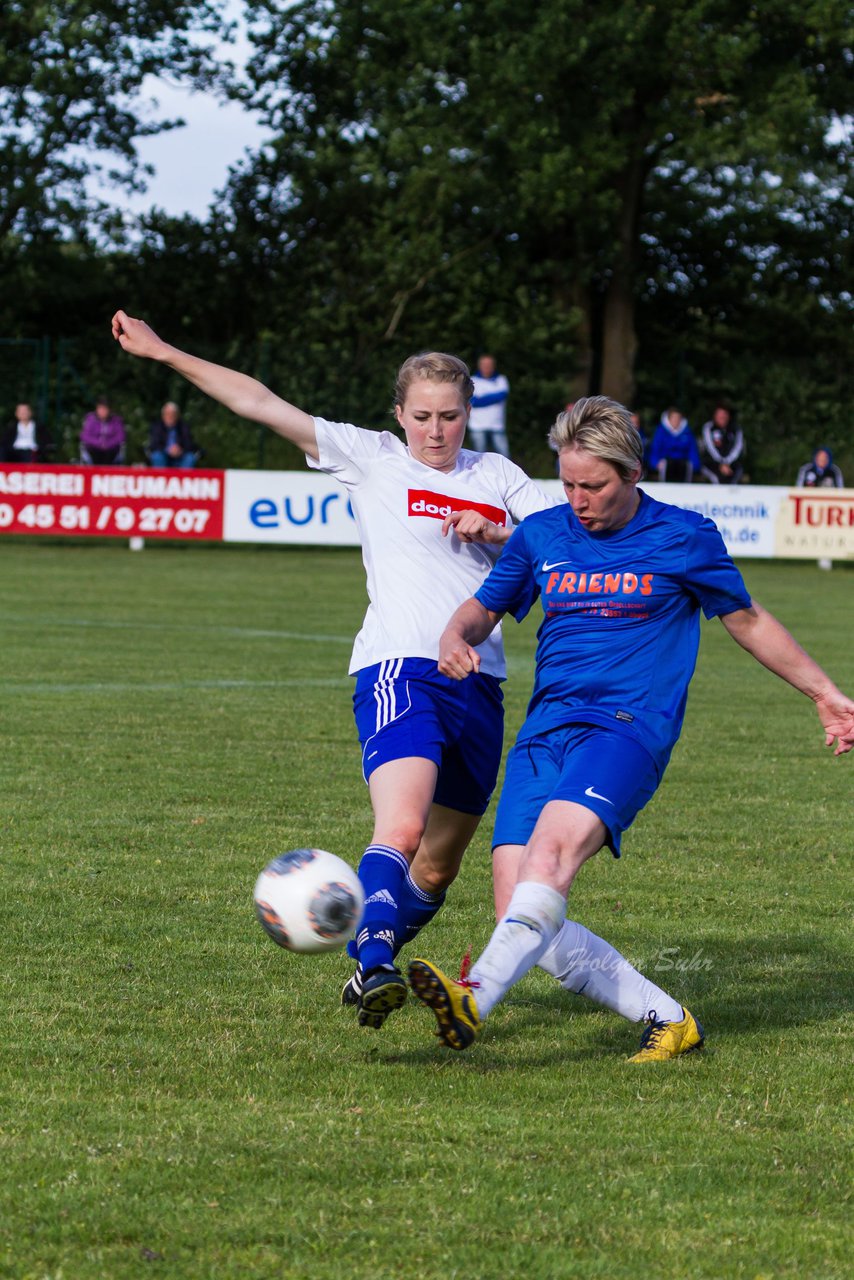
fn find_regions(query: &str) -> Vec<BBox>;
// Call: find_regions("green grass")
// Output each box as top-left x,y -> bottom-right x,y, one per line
0,543 -> 851,1279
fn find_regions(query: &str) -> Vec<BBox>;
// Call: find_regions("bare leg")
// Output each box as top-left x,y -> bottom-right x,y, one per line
493,842 -> 524,917
517,799 -> 605,894
410,803 -> 481,895
367,756 -> 439,859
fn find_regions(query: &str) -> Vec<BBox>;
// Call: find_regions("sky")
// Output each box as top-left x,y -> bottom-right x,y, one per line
118,1 -> 271,220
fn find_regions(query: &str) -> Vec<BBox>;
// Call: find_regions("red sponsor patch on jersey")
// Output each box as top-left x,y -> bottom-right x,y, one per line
408,489 -> 507,525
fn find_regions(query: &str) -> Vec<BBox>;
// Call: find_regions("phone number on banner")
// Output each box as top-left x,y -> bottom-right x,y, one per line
0,465 -> 225,539
0,500 -> 221,537
0,499 -> 218,535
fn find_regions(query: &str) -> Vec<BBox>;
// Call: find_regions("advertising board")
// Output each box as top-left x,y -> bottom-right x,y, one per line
2,465 -> 852,561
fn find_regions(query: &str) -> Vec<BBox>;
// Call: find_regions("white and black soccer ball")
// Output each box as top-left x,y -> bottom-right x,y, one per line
253,848 -> 364,954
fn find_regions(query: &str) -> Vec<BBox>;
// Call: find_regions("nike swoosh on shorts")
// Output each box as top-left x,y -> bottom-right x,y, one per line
584,785 -> 614,805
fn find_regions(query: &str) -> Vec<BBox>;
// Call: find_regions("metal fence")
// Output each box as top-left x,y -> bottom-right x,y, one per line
0,337 -> 96,458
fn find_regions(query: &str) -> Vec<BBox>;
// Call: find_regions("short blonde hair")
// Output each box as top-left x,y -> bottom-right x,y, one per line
394,352 -> 474,409
549,396 -> 643,481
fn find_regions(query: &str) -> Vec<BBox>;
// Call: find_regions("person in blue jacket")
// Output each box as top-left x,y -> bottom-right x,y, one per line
148,401 -> 199,468
648,405 -> 701,482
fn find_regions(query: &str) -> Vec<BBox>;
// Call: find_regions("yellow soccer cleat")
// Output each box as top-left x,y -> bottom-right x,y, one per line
408,958 -> 481,1051
628,1007 -> 705,1062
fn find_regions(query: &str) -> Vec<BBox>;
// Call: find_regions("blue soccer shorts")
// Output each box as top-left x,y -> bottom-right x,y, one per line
353,658 -> 504,816
492,723 -> 661,856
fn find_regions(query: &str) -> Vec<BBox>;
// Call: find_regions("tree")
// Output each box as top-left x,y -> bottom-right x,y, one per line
229,0 -> 852,424
0,1 -> 232,262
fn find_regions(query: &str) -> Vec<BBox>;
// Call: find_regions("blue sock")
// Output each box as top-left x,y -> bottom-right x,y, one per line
394,870 -> 446,954
354,844 -> 409,974
348,866 -> 447,964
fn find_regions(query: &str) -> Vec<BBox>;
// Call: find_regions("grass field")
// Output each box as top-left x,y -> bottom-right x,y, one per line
0,541 -> 851,1280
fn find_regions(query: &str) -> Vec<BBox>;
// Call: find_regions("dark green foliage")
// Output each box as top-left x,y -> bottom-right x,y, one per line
0,2 -> 851,476
216,1 -> 852,453
636,154 -> 853,480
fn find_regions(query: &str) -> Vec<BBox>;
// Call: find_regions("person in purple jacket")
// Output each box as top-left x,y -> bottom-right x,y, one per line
80,397 -> 126,465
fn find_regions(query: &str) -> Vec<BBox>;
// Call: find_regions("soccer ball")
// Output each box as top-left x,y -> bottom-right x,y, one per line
253,848 -> 364,954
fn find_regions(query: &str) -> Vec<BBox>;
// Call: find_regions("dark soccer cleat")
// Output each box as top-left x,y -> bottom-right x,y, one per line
357,966 -> 407,1029
627,1007 -> 705,1062
408,958 -> 481,1051
341,968 -> 363,1008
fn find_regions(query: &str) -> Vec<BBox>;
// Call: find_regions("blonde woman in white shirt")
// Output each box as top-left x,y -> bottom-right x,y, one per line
112,310 -> 553,1027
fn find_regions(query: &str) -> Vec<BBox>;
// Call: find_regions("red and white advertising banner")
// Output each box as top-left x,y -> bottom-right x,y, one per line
0,464 -> 225,541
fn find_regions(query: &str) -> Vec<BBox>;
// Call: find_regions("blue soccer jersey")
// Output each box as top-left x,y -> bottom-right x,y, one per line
475,490 -> 752,772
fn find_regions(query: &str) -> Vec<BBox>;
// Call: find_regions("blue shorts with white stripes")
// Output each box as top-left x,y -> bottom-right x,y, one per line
353,658 -> 504,816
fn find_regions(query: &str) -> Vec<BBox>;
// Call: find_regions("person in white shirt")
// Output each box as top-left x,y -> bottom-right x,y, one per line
111,311 -> 553,1027
0,402 -> 51,463
111,313 -> 697,1049
468,354 -> 510,457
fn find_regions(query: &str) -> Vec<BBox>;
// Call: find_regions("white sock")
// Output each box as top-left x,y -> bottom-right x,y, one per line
469,881 -> 567,1019
538,919 -> 684,1023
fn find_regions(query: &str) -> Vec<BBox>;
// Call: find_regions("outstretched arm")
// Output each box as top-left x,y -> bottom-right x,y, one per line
438,598 -> 505,679
721,602 -> 854,755
111,311 -> 318,460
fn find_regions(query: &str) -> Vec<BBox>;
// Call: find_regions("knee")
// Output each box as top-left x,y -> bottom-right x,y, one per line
524,836 -> 594,890
523,842 -> 564,884
373,818 -> 424,860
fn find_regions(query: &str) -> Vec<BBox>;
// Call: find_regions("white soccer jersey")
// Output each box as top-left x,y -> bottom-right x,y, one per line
307,417 -> 556,676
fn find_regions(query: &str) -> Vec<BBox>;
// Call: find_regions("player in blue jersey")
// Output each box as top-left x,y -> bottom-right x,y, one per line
409,396 -> 854,1060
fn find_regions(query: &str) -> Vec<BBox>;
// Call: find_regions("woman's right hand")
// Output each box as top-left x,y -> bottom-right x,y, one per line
111,311 -> 170,361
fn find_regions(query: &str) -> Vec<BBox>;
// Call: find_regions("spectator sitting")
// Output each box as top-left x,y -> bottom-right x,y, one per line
467,354 -> 510,457
80,396 -> 126,465
796,446 -> 843,489
0,402 -> 52,463
648,406 -> 701,482
796,447 -> 845,572
700,404 -> 745,484
148,401 -> 198,468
